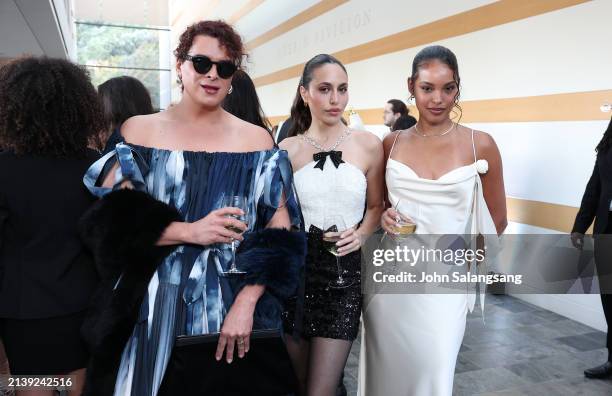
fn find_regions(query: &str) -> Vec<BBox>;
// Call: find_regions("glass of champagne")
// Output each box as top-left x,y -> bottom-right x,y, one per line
322,215 -> 353,289
220,195 -> 249,276
392,200 -> 417,240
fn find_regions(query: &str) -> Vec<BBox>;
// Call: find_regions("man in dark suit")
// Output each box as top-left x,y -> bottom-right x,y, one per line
572,116 -> 612,378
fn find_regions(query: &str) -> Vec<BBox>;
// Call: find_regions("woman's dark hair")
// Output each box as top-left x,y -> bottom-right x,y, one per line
387,99 -> 408,116
391,114 -> 417,131
288,54 -> 347,137
222,70 -> 271,131
174,20 -> 245,67
596,116 -> 612,153
98,76 -> 154,135
410,45 -> 462,120
0,57 -> 104,157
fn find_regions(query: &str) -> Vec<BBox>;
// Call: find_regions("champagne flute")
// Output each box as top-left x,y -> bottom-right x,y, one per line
220,195 -> 249,276
322,215 -> 353,289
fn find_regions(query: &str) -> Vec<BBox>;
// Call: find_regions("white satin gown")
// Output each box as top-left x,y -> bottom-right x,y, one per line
359,129 -> 498,396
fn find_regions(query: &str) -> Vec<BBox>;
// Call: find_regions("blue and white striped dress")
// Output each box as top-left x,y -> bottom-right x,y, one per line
84,143 -> 301,395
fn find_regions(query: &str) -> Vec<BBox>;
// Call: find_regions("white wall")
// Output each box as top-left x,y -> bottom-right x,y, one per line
244,0 -> 612,329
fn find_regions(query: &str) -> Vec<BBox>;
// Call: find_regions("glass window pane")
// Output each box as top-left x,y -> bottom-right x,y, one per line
84,66 -> 170,110
76,21 -> 171,110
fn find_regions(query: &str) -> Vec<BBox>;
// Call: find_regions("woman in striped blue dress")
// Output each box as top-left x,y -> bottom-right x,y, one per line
80,20 -> 304,395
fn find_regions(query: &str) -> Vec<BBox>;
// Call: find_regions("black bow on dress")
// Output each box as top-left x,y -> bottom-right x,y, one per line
313,150 -> 344,170
308,224 -> 338,235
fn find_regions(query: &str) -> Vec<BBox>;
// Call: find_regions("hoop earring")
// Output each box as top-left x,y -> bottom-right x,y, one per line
450,107 -> 459,121
228,85 -> 233,95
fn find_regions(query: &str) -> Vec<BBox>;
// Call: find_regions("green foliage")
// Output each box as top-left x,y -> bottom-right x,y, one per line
76,23 -> 166,109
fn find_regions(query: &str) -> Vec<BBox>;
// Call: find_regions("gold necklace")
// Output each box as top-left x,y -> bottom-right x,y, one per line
412,122 -> 456,137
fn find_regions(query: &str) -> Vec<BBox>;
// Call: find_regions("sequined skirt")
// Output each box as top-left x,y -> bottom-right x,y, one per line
283,231 -> 362,341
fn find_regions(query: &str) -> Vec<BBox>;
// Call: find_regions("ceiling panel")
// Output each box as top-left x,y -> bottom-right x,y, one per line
234,0 -> 320,42
74,0 -> 169,26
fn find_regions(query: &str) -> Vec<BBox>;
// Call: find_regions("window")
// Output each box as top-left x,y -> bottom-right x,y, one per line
76,21 -> 171,110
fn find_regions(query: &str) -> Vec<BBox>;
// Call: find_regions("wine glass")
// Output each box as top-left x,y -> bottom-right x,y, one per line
220,195 -> 249,276
322,215 -> 353,289
392,200 -> 417,240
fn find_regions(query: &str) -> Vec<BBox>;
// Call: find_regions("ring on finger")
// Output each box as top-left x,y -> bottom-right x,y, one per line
237,338 -> 244,345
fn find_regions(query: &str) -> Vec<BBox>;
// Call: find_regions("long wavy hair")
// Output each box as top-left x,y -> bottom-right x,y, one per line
287,54 -> 347,137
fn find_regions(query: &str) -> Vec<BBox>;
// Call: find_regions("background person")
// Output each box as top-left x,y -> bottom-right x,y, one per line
383,99 -> 408,131
222,69 -> 271,131
97,75 -> 155,154
391,114 -> 417,131
0,56 -> 103,396
571,116 -> 612,379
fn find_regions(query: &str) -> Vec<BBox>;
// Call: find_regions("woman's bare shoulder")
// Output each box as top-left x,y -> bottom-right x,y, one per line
230,115 -> 274,151
121,113 -> 165,146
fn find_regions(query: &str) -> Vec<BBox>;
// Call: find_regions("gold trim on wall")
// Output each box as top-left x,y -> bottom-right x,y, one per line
227,0 -> 265,24
253,0 -> 589,87
246,0 -> 349,50
507,197 -> 592,234
267,90 -> 612,125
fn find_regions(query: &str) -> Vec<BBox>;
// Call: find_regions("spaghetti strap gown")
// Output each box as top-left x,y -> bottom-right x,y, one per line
83,142 -> 302,396
359,130 -> 498,395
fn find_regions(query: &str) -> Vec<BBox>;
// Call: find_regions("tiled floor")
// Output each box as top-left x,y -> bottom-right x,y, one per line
343,294 -> 612,396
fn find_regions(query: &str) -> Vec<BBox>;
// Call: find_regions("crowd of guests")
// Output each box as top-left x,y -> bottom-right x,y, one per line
0,17 -> 609,396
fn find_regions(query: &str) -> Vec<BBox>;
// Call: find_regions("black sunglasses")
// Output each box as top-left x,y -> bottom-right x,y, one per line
184,54 -> 237,79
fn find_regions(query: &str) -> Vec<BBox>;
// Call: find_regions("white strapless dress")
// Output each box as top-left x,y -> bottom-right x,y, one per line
294,156 -> 366,230
359,131 -> 498,395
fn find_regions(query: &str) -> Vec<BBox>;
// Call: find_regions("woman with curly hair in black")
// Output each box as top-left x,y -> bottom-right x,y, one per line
0,56 -> 104,395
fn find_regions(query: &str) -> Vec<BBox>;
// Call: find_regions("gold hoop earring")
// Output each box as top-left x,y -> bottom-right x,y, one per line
450,107 -> 459,121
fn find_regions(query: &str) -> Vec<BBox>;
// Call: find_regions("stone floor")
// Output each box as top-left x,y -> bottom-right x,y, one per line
343,294 -> 612,396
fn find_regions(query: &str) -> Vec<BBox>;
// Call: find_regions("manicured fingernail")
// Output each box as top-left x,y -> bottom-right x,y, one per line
227,359 -> 232,363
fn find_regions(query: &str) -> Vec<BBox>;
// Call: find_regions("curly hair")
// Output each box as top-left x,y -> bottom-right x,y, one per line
0,57 -> 104,157
174,20 -> 245,67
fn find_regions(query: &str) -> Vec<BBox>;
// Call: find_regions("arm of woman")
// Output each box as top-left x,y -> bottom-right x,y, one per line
217,125 -> 305,363
477,132 -> 508,235
216,203 -> 292,363
571,160 -> 601,249
100,158 -> 246,246
337,134 -> 385,255
380,132 -> 406,234
572,160 -> 600,234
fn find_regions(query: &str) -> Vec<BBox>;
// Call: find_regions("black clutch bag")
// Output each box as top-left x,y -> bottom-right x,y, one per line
158,329 -> 297,396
